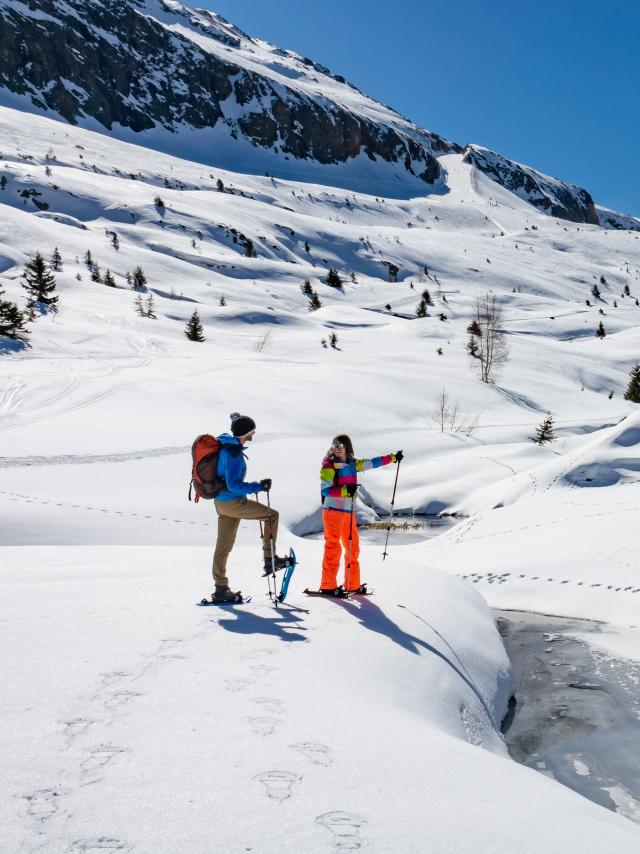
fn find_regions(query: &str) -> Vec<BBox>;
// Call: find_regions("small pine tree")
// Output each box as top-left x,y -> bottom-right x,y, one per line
466,334 -> 479,357
219,295 -> 226,307
321,337 -> 327,348
0,175 -> 7,190
351,272 -> 357,283
624,284 -> 631,296
326,267 -> 343,289
421,289 -> 432,304
301,279 -> 313,297
467,320 -> 482,336
145,293 -> 156,319
623,364 -> 640,403
591,284 -> 601,300
416,299 -> 428,318
216,178 -> 225,192
304,240 -> 310,253
600,275 -> 606,285
84,249 -> 93,268
22,252 -> 58,310
91,262 -> 102,283
532,412 -> 556,445
0,299 -> 28,338
126,270 -> 133,288
111,232 -> 119,250
309,292 -> 322,311
50,247 -> 62,271
595,321 -> 606,339
103,269 -> 116,287
244,238 -> 255,258
329,332 -> 339,349
154,195 -> 165,210
185,309 -> 205,342
134,293 -> 145,317
436,347 -> 443,356
133,266 -> 147,291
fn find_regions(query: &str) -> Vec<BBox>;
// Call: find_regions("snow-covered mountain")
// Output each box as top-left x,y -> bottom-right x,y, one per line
2,0 -> 636,227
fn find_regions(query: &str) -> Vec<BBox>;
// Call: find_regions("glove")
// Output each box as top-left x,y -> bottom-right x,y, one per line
345,483 -> 357,498
260,478 -> 272,492
395,450 -> 404,463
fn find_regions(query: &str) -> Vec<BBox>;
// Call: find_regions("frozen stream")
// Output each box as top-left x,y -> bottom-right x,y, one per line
496,610 -> 640,824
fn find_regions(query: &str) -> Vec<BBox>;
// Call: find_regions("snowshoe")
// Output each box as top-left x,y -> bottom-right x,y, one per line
303,586 -> 348,598
262,554 -> 291,577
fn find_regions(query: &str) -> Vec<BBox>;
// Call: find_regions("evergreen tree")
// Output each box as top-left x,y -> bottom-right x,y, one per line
624,284 -> 631,296
103,269 -> 116,287
301,279 -> 314,297
219,295 -> 226,307
145,293 -> 156,319
329,332 -> 339,349
111,232 -> 120,250
623,364 -> 640,403
22,252 -> 58,310
244,238 -> 255,258
466,334 -> 479,357
84,250 -> 93,268
0,298 -> 28,339
467,320 -> 482,336
126,270 -> 133,288
185,309 -> 205,341
595,321 -> 606,338
321,338 -> 327,348
325,267 -> 343,289
416,299 -> 428,318
154,195 -> 165,210
421,289 -> 432,304
532,412 -> 556,445
216,178 -> 225,192
133,266 -> 147,291
91,263 -> 102,283
50,247 -> 62,272
600,275 -> 607,285
591,284 -> 601,300
134,293 -> 145,317
0,175 -> 7,190
308,292 -> 322,311
304,240 -> 310,253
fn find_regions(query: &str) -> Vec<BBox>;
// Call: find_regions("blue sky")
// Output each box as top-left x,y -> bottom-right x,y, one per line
197,0 -> 639,216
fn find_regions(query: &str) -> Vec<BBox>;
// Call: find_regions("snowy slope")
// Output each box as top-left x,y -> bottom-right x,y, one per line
1,100 -> 640,851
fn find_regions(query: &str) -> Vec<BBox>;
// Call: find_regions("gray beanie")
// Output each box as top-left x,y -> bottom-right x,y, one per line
230,412 -> 256,437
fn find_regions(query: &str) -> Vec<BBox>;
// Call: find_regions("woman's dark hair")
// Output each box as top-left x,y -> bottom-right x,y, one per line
332,434 -> 354,460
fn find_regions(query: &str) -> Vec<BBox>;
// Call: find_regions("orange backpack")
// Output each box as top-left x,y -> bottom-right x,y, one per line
189,434 -> 226,502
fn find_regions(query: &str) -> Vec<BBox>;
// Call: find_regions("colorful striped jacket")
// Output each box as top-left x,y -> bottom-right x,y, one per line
320,451 -> 397,513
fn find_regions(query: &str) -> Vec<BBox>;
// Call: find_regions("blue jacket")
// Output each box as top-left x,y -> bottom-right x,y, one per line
215,433 -> 263,501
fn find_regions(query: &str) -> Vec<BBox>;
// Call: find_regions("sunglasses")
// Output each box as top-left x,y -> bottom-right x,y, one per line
332,442 -> 345,449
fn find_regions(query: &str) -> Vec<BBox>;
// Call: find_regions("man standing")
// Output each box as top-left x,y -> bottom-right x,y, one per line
211,413 -> 288,602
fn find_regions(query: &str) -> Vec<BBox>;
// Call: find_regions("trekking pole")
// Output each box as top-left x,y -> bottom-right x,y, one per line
382,458 -> 402,561
345,491 -> 357,595
265,489 -> 278,602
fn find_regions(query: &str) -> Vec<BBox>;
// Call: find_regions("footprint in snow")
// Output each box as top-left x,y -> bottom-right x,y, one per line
68,838 -> 132,853
102,691 -> 142,710
224,677 -> 253,693
316,811 -> 368,850
249,696 -> 284,714
248,716 -> 282,737
249,664 -> 279,680
81,745 -> 126,782
61,718 -> 96,740
290,742 -> 332,767
255,770 -> 299,801
21,787 -> 66,821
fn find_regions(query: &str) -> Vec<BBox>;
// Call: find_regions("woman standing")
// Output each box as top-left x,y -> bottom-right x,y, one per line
319,435 -> 402,593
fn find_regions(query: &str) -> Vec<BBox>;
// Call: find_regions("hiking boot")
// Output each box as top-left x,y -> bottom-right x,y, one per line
212,585 -> 241,603
262,554 -> 290,576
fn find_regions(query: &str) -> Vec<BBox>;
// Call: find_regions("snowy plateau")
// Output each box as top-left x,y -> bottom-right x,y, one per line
1,1 -> 640,853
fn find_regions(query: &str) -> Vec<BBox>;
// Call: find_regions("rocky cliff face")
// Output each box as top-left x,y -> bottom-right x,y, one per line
0,0 -> 456,186
462,145 -> 599,225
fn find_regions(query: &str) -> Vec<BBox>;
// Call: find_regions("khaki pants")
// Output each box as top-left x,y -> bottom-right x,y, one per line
212,496 -> 279,587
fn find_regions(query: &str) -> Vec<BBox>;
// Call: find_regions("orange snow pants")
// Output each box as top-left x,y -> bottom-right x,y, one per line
321,509 -> 361,591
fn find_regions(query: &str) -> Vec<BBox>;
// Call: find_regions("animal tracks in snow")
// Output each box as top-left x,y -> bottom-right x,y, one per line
460,571 -> 640,594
